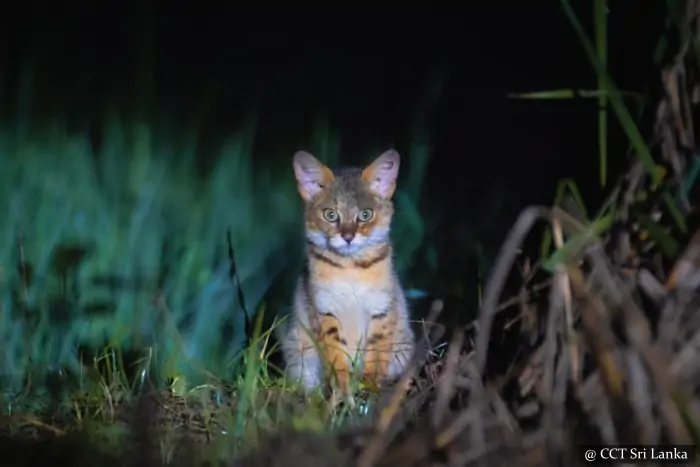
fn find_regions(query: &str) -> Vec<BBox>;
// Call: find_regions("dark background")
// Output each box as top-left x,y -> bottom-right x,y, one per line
1,2 -> 668,372
3,2 -> 665,217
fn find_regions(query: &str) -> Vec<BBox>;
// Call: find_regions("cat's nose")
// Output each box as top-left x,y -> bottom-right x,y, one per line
341,232 -> 355,244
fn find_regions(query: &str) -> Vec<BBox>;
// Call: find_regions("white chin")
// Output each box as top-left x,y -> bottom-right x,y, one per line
329,237 -> 363,256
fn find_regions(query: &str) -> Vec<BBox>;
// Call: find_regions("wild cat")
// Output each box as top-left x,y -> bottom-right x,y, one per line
277,149 -> 415,402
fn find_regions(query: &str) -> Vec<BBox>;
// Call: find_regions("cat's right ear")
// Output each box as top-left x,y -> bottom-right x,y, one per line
292,151 -> 334,201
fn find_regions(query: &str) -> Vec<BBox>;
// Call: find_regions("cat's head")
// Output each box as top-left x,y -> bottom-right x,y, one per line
292,149 -> 400,257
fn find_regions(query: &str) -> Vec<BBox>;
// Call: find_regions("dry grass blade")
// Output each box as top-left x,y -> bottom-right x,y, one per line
666,229 -> 700,290
567,265 -> 633,438
475,206 -> 552,375
432,328 -> 464,429
541,218 -> 572,463
357,299 -> 444,467
587,243 -> 696,445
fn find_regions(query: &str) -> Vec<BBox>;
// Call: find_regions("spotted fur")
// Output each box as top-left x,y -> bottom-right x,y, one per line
277,149 -> 415,398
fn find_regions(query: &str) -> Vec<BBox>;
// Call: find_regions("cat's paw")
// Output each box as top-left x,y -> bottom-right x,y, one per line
330,389 -> 356,411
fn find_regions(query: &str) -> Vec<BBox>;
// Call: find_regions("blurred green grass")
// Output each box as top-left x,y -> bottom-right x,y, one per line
0,73 -> 440,422
0,100 -> 438,461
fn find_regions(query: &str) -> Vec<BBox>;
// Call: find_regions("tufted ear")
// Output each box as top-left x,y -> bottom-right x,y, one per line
292,151 -> 335,201
361,149 -> 400,199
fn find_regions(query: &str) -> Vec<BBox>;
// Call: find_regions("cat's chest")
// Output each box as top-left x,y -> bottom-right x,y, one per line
312,276 -> 391,319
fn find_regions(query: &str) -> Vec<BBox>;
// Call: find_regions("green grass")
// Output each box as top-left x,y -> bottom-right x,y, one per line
509,0 -> 691,268
0,81 -> 437,463
0,300 -> 418,465
2,116 -> 294,386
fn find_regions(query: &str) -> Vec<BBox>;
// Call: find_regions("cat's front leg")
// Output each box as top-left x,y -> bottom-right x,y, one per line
317,314 -> 353,402
362,314 -> 393,387
280,320 -> 323,391
363,301 -> 415,389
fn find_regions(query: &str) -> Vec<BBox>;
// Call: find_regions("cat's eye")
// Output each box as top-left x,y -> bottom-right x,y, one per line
322,209 -> 339,222
357,209 -> 374,222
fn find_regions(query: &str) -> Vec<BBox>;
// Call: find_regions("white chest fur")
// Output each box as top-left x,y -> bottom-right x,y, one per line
312,276 -> 391,351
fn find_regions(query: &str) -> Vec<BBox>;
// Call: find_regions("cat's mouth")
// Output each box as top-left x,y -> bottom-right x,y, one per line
329,235 -> 365,257
332,243 -> 361,256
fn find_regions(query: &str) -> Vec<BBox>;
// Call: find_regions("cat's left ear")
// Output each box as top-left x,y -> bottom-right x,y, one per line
293,150 -> 335,201
362,149 -> 400,199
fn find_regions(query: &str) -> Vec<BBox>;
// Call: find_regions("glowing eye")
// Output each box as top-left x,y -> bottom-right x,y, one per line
322,209 -> 338,222
358,209 -> 374,222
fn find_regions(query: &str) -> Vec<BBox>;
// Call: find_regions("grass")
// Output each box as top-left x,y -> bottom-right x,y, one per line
3,0 -> 700,465
0,78 -> 437,465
